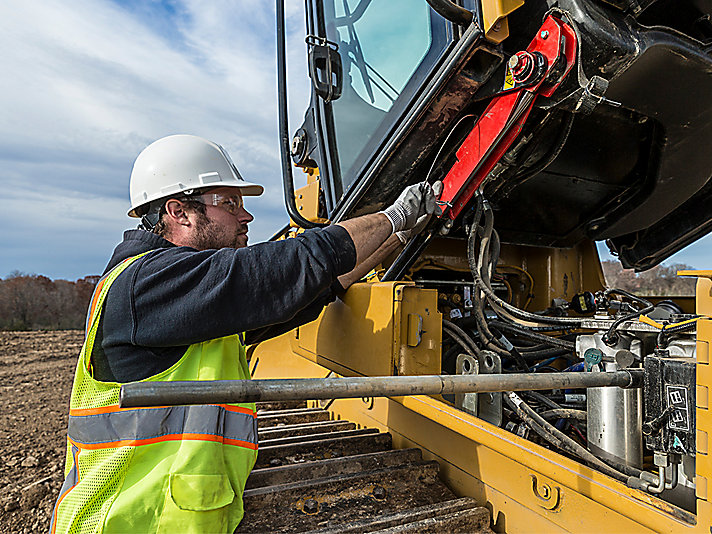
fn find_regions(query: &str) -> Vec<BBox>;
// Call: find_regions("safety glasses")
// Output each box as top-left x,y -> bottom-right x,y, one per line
192,192 -> 244,215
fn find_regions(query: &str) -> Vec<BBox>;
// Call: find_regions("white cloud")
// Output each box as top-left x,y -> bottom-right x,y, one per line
0,0 -> 312,278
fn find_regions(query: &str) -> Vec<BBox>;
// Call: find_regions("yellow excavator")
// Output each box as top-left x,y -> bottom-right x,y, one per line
123,0 -> 712,531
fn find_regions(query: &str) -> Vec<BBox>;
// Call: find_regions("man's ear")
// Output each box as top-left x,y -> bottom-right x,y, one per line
165,199 -> 191,227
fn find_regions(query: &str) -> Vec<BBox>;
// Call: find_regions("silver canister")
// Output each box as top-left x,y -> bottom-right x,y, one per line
587,360 -> 643,468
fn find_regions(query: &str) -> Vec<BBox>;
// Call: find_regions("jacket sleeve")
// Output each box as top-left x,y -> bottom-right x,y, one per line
244,279 -> 345,345
128,225 -> 356,347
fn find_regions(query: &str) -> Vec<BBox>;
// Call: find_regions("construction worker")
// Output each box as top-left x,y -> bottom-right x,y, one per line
51,134 -> 441,534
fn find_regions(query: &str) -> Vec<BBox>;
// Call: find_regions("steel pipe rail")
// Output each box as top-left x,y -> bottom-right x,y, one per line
120,370 -> 642,407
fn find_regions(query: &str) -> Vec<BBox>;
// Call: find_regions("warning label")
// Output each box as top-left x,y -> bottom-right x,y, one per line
503,67 -> 515,91
666,385 -> 690,432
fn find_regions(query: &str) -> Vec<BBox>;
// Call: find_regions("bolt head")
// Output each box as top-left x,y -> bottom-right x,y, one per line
303,499 -> 319,514
291,135 -> 303,157
372,485 -> 387,500
540,30 -> 549,39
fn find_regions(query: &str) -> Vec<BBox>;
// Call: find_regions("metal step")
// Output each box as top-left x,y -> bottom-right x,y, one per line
255,431 -> 393,469
306,497 -> 490,533
246,448 -> 424,490
257,408 -> 331,428
256,400 -> 307,411
259,420 -> 355,440
239,404 -> 493,533
259,427 -> 379,448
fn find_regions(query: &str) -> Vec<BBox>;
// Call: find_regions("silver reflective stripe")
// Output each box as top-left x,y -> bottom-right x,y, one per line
50,444 -> 79,531
68,405 -> 257,448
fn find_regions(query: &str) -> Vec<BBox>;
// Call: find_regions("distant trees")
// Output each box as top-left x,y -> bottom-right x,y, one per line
0,260 -> 697,330
0,273 -> 98,330
601,261 -> 696,296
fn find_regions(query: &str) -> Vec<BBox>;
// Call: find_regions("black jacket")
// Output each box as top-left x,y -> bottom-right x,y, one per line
92,227 -> 357,382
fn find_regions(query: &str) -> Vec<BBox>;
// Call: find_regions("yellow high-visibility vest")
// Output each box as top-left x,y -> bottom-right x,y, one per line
51,253 -> 258,534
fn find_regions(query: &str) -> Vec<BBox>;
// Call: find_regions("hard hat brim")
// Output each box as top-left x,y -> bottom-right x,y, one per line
127,181 -> 265,218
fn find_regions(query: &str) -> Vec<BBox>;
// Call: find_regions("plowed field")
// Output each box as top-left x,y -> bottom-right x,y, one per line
0,330 -> 83,533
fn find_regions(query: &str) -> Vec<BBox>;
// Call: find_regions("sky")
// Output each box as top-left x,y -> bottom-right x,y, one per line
0,0 -> 710,280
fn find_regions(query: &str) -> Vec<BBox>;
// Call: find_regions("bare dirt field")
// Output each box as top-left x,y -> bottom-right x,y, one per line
0,330 -> 83,533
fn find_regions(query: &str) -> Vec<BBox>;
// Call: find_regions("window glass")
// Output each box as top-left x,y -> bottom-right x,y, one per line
324,0 -> 446,191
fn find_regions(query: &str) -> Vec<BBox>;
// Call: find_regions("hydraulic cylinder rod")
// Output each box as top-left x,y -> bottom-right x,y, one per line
120,370 -> 642,407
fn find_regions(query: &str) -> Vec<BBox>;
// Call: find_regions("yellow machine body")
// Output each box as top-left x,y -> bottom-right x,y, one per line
251,264 -> 712,533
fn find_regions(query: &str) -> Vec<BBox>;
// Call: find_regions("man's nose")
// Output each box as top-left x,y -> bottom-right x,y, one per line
238,206 -> 254,224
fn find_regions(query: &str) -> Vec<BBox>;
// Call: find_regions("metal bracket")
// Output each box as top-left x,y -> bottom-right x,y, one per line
455,353 -> 479,416
477,350 -> 502,426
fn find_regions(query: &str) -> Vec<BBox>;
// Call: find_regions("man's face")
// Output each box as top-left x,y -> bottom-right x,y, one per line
189,187 -> 254,250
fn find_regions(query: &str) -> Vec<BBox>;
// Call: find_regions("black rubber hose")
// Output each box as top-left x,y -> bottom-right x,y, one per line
540,409 -> 586,421
522,391 -> 563,411
518,348 -> 572,362
505,392 -> 633,482
425,0 -> 474,26
489,321 -> 575,351
467,210 -> 583,327
442,320 -> 480,358
602,288 -> 654,346
473,291 -> 510,356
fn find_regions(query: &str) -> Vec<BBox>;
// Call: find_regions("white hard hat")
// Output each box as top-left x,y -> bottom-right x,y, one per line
128,134 -> 264,217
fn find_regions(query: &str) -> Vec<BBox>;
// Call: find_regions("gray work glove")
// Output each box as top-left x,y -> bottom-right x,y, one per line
381,181 -> 443,234
394,181 -> 443,242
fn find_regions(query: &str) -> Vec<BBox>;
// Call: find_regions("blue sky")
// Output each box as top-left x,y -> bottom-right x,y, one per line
0,1 -> 710,280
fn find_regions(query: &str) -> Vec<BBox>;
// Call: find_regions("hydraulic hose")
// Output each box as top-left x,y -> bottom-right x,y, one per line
489,321 -> 575,351
505,392 -> 637,482
602,288 -> 654,346
467,210 -> 584,327
425,0 -> 474,26
540,408 -> 586,421
442,320 -> 480,358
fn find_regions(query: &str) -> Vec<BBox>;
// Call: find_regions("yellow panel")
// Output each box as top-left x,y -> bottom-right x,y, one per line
698,385 -> 709,410
697,476 -> 708,500
697,313 -> 712,526
678,271 -> 712,316
295,282 -> 441,378
699,430 -> 708,455
291,179 -> 329,226
249,331 -> 328,380
397,286 -> 442,376
480,0 -> 524,43
498,240 -> 606,311
698,340 -> 709,365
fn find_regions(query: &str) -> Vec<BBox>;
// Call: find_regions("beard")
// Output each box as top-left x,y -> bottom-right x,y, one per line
191,210 -> 248,250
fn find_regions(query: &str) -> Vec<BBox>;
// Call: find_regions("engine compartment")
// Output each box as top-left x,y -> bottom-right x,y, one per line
407,198 -> 700,514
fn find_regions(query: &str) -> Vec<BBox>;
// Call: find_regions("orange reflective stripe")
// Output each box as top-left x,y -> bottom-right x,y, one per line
72,433 -> 259,451
86,277 -> 107,332
220,404 -> 257,416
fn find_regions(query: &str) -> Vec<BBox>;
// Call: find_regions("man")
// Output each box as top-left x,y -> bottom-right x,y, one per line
51,134 -> 440,533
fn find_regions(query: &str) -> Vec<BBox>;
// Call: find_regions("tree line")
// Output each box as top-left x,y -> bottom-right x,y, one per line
601,260 -> 696,296
0,260 -> 698,331
0,272 -> 98,330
